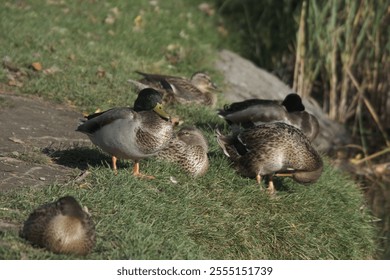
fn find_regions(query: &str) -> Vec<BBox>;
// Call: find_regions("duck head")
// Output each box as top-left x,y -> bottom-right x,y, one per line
134,88 -> 170,121
56,196 -> 85,219
190,72 -> 217,92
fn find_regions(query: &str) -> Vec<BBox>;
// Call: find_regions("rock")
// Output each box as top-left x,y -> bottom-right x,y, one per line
215,49 -> 349,153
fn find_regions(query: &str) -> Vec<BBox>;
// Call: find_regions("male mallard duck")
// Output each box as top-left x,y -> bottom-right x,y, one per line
76,88 -> 174,178
217,93 -> 320,141
127,71 -> 218,107
157,126 -> 209,177
20,196 -> 96,256
216,122 -> 323,194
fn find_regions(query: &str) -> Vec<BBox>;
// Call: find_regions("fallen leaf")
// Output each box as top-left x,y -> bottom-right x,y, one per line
31,62 -> 42,71
133,15 -> 143,31
110,7 -> 120,17
2,56 -> 19,72
198,3 -> 215,16
217,25 -> 229,37
96,66 -> 106,77
170,176 -> 178,184
43,65 -> 61,75
7,78 -> 23,87
8,137 -> 25,144
104,14 -> 116,25
74,170 -> 91,183
179,30 -> 189,39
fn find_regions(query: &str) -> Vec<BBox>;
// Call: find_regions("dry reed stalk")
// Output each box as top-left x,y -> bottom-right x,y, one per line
351,147 -> 390,165
293,0 -> 307,96
346,68 -> 390,146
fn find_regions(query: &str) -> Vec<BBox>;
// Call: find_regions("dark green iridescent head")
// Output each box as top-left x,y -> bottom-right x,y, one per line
133,88 -> 170,120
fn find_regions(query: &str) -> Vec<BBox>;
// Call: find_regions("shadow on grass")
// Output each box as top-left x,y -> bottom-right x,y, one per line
42,146 -> 111,170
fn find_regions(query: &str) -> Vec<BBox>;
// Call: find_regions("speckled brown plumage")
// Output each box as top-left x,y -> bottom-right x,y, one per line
128,71 -> 218,107
157,126 -> 209,177
216,122 -> 323,194
20,196 -> 96,256
76,88 -> 174,177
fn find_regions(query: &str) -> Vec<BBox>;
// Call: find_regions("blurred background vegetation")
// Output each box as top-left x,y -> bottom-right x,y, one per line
215,0 -> 389,258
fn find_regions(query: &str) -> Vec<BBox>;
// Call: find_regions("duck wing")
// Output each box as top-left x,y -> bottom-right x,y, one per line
76,107 -> 135,134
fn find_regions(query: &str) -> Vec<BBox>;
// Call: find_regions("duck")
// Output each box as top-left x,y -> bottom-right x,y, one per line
127,71 -> 218,107
216,122 -> 323,194
217,93 -> 320,141
20,196 -> 96,256
76,88 -> 174,178
157,126 -> 209,177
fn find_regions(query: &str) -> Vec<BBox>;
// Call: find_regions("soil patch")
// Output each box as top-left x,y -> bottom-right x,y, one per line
0,92 -> 93,191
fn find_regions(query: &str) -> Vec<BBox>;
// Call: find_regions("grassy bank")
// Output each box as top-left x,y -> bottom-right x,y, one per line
0,0 -> 377,259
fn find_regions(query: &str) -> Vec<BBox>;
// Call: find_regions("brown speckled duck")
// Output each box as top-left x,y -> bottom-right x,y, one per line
157,126 -> 209,177
218,93 -> 320,141
216,122 -> 323,194
76,88 -> 174,178
128,71 -> 218,107
20,196 -> 96,256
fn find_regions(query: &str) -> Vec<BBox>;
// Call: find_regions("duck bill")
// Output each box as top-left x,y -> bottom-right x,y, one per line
153,103 -> 170,121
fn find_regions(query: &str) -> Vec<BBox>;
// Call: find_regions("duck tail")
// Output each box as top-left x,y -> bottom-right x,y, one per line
215,128 -> 234,158
127,79 -> 150,92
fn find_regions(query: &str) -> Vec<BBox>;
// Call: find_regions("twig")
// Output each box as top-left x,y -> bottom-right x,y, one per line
351,147 -> 390,165
346,67 -> 390,146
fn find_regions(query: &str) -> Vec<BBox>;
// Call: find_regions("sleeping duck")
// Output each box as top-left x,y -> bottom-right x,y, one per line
128,71 -> 218,107
157,126 -> 209,177
76,88 -> 174,178
216,122 -> 323,194
20,196 -> 96,256
217,93 -> 320,141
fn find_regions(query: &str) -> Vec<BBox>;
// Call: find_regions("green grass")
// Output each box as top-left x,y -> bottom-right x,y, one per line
0,0 -> 377,259
1,0 -> 221,111
0,155 -> 376,259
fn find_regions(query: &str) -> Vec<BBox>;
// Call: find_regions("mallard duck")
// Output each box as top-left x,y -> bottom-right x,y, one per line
20,196 -> 96,256
216,122 -> 323,194
217,93 -> 320,141
127,71 -> 218,107
157,126 -> 209,177
76,88 -> 174,178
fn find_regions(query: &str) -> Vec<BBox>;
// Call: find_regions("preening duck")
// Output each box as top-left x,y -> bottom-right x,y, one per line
216,122 -> 323,194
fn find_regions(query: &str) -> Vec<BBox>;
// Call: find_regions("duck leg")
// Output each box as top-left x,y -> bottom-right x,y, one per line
256,174 -> 267,192
267,176 -> 276,195
132,161 -> 155,179
112,156 -> 118,175
275,173 -> 293,177
256,174 -> 262,184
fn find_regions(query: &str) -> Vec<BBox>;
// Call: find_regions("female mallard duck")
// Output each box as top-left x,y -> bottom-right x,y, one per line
76,88 -> 174,178
127,71 -> 218,107
217,93 -> 320,141
216,122 -> 323,194
20,196 -> 95,256
157,126 -> 209,177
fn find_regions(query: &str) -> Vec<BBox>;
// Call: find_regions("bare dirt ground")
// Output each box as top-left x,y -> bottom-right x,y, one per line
0,92 -> 93,192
